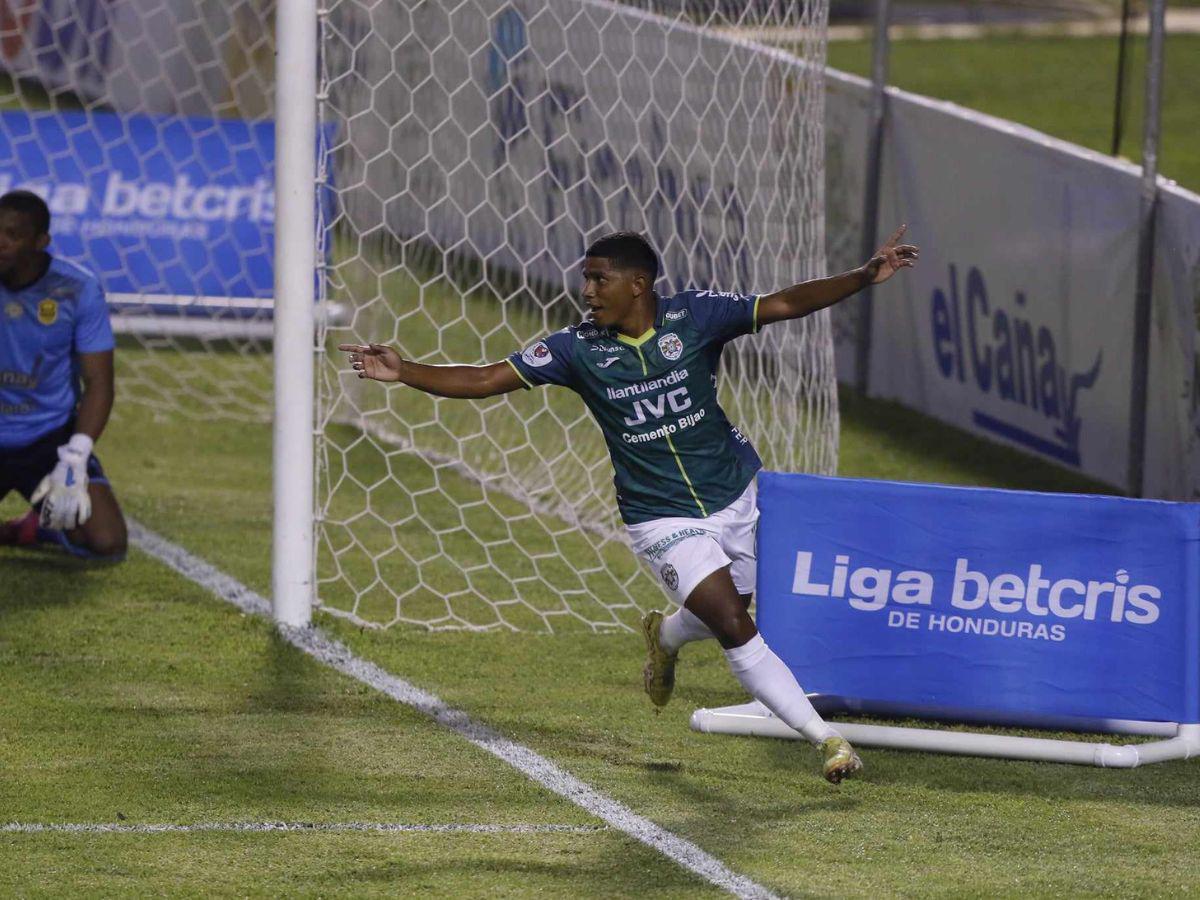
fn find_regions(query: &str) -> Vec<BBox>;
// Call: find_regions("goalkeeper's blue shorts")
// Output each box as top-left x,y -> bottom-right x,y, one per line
0,419 -> 109,504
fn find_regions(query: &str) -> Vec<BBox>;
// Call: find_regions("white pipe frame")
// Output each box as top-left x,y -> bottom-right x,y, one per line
691,702 -> 1200,768
271,0 -> 318,628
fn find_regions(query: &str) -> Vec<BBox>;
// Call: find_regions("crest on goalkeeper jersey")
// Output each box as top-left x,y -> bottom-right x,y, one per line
521,341 -> 553,368
658,333 -> 683,361
37,299 -> 58,325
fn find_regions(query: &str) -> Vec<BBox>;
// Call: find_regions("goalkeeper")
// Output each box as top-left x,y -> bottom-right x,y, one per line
0,190 -> 127,560
341,228 -> 917,783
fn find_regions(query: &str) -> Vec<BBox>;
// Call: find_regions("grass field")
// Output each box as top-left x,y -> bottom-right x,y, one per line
4,25 -> 1199,900
7,364 -> 1196,897
827,34 -> 1200,193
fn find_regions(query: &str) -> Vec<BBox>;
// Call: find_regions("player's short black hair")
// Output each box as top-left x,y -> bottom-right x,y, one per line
585,232 -> 659,281
0,190 -> 51,236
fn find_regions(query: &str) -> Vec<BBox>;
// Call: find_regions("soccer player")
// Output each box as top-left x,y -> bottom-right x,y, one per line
0,189 -> 127,560
340,227 -> 918,783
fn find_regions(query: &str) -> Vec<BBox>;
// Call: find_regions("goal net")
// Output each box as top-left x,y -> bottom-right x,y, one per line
0,1 -> 283,423
0,1 -> 834,632
317,0 -> 836,632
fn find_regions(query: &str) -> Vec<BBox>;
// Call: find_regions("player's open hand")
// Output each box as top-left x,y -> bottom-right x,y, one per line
864,224 -> 919,285
339,342 -> 404,382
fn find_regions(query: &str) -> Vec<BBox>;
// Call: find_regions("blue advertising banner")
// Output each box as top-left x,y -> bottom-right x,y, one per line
0,108 -> 276,304
756,472 -> 1200,724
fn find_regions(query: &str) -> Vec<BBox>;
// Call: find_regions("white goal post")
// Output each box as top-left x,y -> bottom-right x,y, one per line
273,0 -> 319,627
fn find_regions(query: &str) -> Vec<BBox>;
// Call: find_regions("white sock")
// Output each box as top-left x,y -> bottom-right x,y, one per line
659,607 -> 714,654
724,634 -> 838,746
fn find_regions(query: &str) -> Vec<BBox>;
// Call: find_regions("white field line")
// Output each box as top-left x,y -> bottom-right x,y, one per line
3,822 -> 604,835
126,520 -> 781,900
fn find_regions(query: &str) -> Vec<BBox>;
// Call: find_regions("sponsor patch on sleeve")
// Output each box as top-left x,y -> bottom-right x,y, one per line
521,340 -> 553,368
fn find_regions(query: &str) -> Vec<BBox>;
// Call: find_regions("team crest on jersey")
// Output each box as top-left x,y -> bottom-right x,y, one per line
661,563 -> 679,591
37,299 -> 58,325
657,332 -> 683,361
521,341 -> 553,368
4,301 -> 21,319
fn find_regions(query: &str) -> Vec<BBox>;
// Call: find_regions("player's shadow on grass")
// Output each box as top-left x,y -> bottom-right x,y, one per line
174,630 -> 422,811
245,628 -> 340,714
322,852 -> 715,893
640,753 -> 860,820
0,549 -> 109,612
674,679 -> 1199,808
807,720 -> 1200,807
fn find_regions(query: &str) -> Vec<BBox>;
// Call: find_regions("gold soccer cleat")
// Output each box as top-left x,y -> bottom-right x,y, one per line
641,610 -> 678,708
821,736 -> 863,784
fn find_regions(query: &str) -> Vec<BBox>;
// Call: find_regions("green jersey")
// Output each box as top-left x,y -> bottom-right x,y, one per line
507,289 -> 763,525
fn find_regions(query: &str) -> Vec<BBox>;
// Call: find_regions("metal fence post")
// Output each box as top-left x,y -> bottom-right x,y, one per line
855,0 -> 891,395
1126,0 -> 1166,496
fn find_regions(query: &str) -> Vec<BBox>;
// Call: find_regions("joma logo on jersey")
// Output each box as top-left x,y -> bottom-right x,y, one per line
623,387 -> 692,426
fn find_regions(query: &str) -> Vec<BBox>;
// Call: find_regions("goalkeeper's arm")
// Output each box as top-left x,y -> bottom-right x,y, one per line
338,343 -> 524,398
31,350 -> 114,530
74,349 -> 115,443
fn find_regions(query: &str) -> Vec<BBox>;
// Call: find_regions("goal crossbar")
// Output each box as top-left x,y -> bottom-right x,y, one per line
107,294 -> 348,340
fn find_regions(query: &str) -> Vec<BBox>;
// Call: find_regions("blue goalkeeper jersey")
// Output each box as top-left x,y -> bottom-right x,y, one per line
508,289 -> 763,525
0,255 -> 114,449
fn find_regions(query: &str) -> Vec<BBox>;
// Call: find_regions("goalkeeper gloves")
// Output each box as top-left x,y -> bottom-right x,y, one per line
31,433 -> 94,531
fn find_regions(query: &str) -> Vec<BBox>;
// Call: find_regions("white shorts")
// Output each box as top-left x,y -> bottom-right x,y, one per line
626,479 -> 759,606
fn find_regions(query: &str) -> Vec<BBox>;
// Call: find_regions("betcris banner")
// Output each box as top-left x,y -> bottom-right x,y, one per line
0,109 -> 276,302
756,471 -> 1200,725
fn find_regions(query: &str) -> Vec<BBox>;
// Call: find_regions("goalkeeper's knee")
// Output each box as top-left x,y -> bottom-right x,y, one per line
46,529 -> 127,562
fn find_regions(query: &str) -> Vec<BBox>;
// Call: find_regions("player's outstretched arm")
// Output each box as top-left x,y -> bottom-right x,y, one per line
757,225 -> 919,327
338,343 -> 523,399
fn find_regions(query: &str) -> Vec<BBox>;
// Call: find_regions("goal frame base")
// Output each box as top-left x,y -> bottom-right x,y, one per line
690,700 -> 1200,768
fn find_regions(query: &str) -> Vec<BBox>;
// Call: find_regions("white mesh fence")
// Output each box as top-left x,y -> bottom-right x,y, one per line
317,0 -> 837,632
